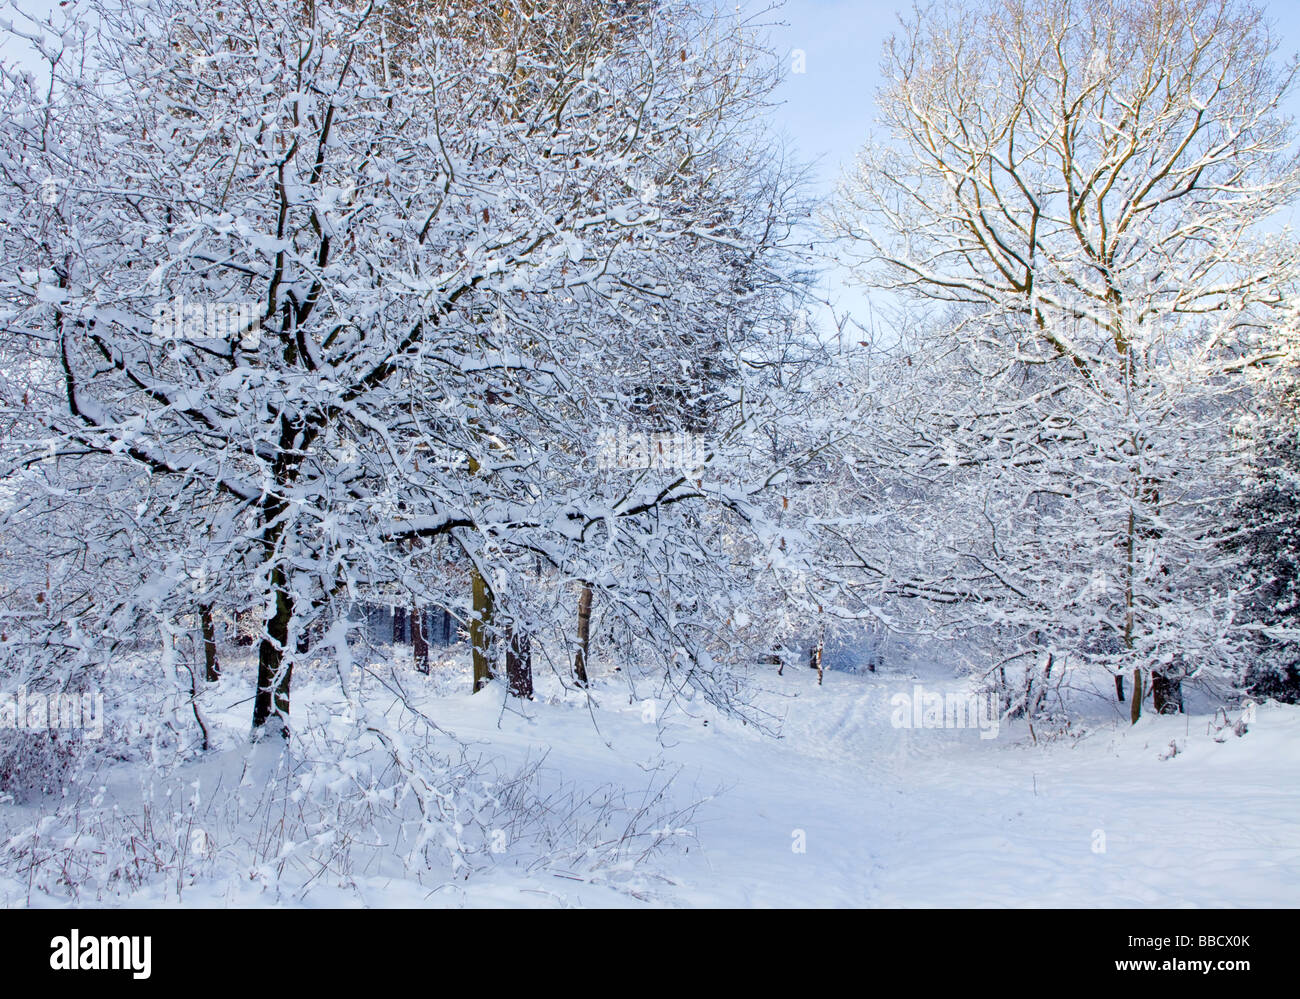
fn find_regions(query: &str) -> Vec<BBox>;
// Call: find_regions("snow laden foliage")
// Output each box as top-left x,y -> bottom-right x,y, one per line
2,669 -> 704,904
1226,303 -> 1300,703
824,0 -> 1300,724
818,318 -> 1257,729
0,0 -> 823,758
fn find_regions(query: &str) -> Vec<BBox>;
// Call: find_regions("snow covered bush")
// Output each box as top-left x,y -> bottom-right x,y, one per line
0,729 -> 82,803
1,683 -> 702,904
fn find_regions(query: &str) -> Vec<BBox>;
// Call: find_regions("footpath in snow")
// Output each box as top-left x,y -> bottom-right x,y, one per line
428,662 -> 1300,907
3,655 -> 1296,907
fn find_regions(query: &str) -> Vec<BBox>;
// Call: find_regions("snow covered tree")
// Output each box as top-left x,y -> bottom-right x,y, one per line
0,0 -> 816,737
828,0 -> 1300,719
1226,305 -> 1300,703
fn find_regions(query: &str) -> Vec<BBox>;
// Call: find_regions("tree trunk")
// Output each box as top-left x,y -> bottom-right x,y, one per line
573,583 -> 592,687
809,631 -> 824,686
505,625 -> 533,699
253,566 -> 293,738
1115,674 -> 1125,702
1130,668 -> 1142,725
394,605 -> 408,645
1152,671 -> 1183,714
412,605 -> 430,674
200,603 -> 219,682
470,565 -> 494,692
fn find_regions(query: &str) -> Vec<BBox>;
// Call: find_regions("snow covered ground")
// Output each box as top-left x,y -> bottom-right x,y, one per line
2,651 -> 1297,908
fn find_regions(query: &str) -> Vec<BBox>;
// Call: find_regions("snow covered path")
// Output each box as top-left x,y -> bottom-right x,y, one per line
3,657 -> 1296,908
400,662 -> 1300,907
